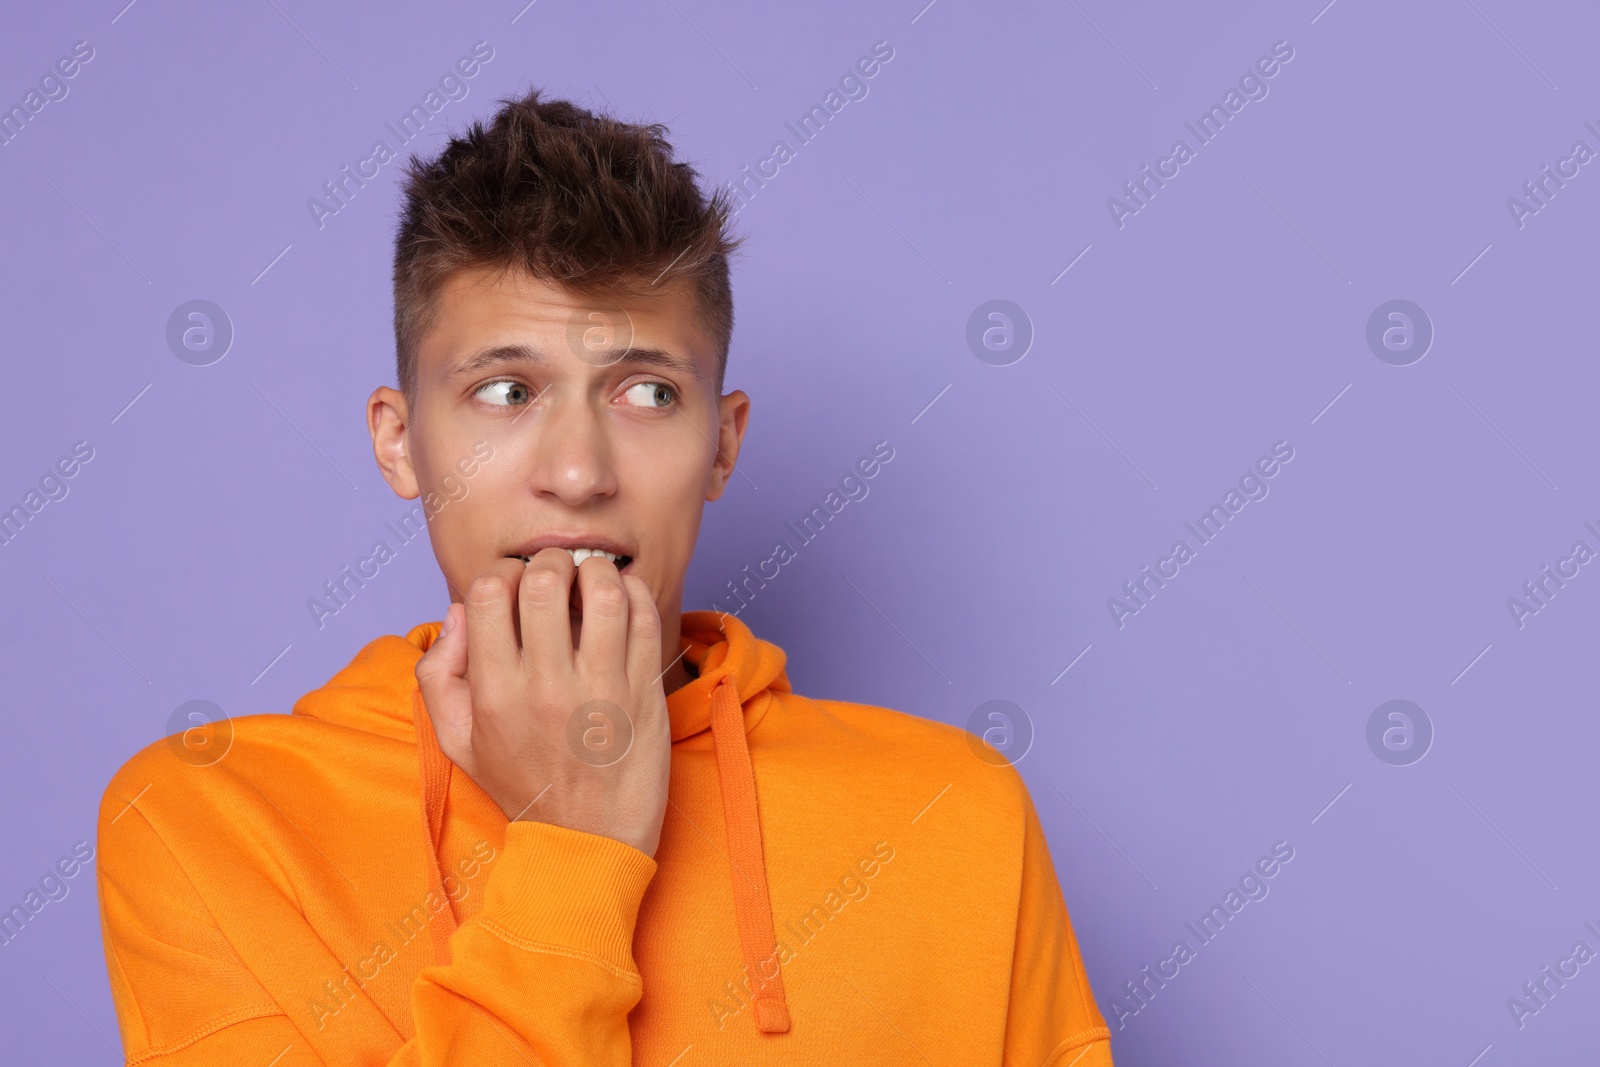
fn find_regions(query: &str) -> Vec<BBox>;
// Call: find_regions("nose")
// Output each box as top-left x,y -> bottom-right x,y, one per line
525,387 -> 619,506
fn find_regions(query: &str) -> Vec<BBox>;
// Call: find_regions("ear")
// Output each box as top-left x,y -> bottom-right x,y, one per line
368,386 -> 420,499
705,389 -> 750,503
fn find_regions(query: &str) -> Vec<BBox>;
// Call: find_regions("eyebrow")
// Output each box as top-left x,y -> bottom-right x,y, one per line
451,342 -> 706,384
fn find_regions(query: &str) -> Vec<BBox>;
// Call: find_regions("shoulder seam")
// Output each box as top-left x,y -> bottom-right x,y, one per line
1039,1029 -> 1113,1066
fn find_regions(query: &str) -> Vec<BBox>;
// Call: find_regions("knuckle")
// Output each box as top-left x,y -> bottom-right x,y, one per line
625,580 -> 659,623
631,604 -> 662,639
521,568 -> 565,603
585,582 -> 627,617
467,574 -> 509,606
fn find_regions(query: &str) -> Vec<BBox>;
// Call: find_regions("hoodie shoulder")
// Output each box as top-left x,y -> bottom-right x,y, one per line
777,689 -> 1002,757
767,690 -> 1036,823
97,707 -> 418,851
104,623 -> 432,825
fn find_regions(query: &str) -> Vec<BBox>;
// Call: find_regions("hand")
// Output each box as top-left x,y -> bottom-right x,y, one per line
414,549 -> 672,857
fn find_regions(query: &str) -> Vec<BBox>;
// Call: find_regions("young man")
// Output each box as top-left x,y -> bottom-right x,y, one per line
97,88 -> 1113,1065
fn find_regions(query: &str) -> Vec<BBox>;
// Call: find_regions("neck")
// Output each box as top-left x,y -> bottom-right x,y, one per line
659,608 -> 695,695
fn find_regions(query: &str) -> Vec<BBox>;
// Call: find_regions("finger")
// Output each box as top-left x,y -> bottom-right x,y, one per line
415,602 -> 473,754
463,557 -> 526,704
518,547 -> 577,681
575,554 -> 629,678
622,573 -> 664,695
421,602 -> 470,683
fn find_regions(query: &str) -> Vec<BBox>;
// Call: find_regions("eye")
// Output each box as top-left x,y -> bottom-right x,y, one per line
475,380 -> 533,407
621,381 -> 677,409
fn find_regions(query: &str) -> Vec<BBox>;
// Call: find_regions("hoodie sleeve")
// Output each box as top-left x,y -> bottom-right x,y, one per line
100,798 -> 655,1066
394,818 -> 657,1064
1003,784 -> 1116,1067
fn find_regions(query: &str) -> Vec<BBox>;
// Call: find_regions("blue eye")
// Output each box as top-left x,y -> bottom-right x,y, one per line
622,382 -> 676,409
476,380 -> 532,406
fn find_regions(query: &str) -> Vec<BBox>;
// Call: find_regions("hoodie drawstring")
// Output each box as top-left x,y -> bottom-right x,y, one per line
410,675 -> 791,1034
412,688 -> 457,968
708,673 -> 791,1034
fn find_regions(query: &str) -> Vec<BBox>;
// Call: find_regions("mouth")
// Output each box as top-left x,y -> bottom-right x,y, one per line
509,547 -> 634,572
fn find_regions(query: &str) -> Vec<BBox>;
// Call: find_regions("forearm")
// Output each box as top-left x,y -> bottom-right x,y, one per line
102,817 -> 656,1066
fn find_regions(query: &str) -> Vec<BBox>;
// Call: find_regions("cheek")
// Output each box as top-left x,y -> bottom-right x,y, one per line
416,449 -> 512,574
620,415 -> 713,493
435,462 -> 513,533
622,448 -> 709,567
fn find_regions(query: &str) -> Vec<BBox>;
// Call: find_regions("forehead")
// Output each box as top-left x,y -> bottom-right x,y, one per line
418,265 -> 715,382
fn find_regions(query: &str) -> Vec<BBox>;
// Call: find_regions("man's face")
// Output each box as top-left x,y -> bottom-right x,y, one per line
367,265 -> 748,657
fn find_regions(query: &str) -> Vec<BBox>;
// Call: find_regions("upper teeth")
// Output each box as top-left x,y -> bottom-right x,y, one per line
516,548 -> 622,565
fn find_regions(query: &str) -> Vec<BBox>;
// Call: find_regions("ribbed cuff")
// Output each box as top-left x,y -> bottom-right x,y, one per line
475,820 -> 658,976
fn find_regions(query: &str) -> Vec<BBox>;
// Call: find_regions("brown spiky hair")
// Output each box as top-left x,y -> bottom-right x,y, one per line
391,87 -> 743,405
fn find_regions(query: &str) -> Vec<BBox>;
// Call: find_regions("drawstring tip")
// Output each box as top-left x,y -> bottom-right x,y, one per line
753,997 -> 791,1033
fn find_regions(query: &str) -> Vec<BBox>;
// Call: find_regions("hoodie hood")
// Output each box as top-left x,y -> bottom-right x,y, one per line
292,609 -> 795,1034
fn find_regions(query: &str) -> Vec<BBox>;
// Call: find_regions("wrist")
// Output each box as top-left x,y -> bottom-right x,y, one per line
475,819 -> 658,975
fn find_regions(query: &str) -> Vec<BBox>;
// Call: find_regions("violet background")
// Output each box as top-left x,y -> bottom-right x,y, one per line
2,0 -> 1598,1062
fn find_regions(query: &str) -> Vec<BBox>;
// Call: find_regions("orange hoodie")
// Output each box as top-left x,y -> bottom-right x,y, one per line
97,611 -> 1113,1065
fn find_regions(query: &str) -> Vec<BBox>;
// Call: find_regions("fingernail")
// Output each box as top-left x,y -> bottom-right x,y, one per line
440,606 -> 457,637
